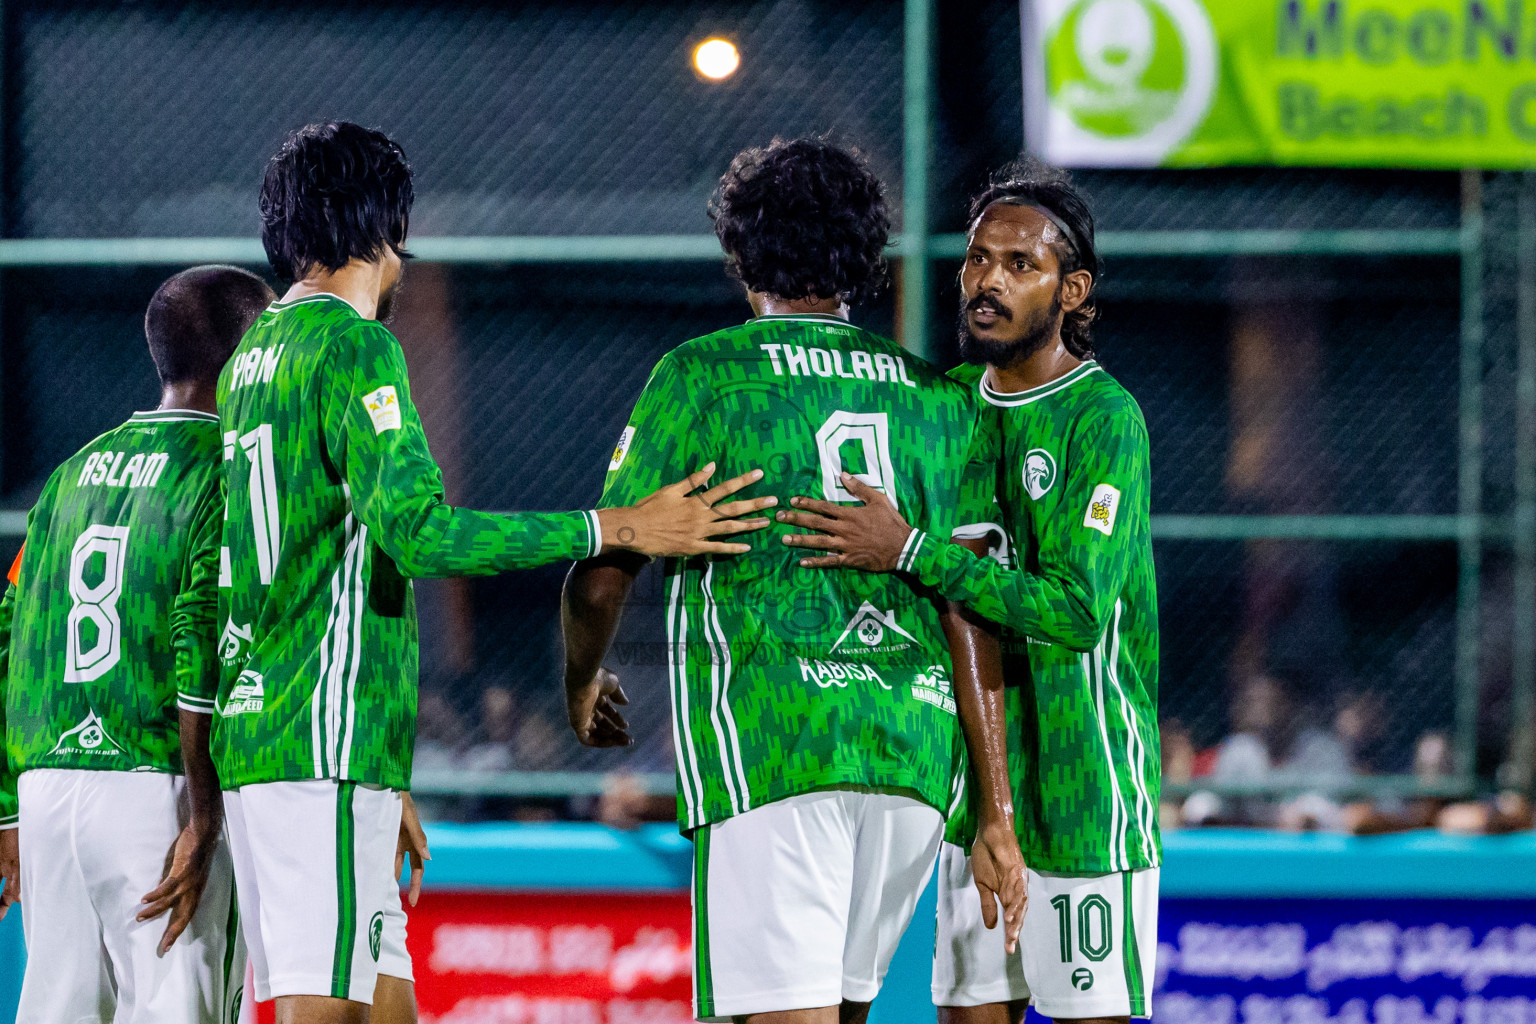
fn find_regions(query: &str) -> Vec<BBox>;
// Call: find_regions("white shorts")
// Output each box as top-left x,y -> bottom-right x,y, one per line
932,842 -> 1158,1019
224,779 -> 406,1003
15,768 -> 243,1024
692,790 -> 944,1020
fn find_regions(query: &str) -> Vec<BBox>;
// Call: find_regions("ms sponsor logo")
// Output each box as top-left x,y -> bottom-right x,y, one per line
219,670 -> 265,716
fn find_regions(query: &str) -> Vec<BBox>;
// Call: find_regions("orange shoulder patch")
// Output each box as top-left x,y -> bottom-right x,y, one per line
7,543 -> 23,586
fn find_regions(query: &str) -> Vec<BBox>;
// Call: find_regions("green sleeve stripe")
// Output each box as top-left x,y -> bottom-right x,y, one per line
0,816 -> 17,830
1122,871 -> 1146,1015
177,693 -> 217,712
584,510 -> 602,559
330,782 -> 358,999
897,529 -> 926,573
693,826 -> 715,1018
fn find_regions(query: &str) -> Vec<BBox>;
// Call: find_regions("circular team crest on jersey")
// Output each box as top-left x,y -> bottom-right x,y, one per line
369,912 -> 384,961
1024,449 -> 1058,501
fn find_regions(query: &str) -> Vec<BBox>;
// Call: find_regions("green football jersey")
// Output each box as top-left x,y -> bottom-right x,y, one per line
600,313 -> 980,832
216,293 -> 601,791
911,361 -> 1160,874
0,410 -> 226,826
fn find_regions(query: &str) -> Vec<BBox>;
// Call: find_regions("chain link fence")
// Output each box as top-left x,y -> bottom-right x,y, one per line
0,0 -> 1525,821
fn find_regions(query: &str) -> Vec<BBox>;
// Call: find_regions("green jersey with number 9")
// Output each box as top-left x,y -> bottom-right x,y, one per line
0,410 -> 226,826
600,314 -> 985,832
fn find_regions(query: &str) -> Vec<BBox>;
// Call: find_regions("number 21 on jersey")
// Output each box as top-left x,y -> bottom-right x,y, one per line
226,425 -> 281,585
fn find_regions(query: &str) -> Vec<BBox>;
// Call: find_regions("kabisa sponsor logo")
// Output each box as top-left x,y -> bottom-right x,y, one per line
1043,0 -> 1216,163
219,670 -> 266,716
912,664 -> 957,715
831,601 -> 917,655
47,710 -> 125,758
797,657 -> 891,690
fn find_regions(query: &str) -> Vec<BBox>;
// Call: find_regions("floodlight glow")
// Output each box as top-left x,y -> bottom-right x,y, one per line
694,39 -> 740,80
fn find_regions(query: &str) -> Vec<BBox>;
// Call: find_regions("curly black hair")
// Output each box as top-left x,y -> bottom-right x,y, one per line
145,265 -> 275,386
968,157 -> 1099,360
259,122 -> 415,282
710,137 -> 890,306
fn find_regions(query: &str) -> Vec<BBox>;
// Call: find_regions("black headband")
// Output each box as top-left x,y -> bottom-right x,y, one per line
1025,203 -> 1090,269
976,197 -> 1090,268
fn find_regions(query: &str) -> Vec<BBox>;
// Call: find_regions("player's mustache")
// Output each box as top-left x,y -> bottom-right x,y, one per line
966,294 -> 1013,320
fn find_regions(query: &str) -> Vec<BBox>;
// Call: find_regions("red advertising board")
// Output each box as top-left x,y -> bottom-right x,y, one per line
253,891 -> 694,1024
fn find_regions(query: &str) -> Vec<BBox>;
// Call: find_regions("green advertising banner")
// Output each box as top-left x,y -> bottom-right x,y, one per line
1024,0 -> 1536,167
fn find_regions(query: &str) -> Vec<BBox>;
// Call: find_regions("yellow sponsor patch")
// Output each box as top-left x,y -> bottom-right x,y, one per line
609,426 -> 635,471
1084,483 -> 1120,536
362,385 -> 402,434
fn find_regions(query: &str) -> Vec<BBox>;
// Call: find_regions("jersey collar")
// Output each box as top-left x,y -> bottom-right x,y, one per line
749,313 -> 852,326
979,361 -> 1100,408
130,409 -> 218,423
269,291 -> 368,318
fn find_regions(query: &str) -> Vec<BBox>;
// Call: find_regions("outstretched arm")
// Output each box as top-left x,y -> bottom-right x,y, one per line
562,554 -> 647,747
325,325 -> 772,577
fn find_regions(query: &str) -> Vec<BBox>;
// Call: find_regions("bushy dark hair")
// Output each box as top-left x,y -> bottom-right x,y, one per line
145,265 -> 275,386
968,157 -> 1099,359
259,122 -> 414,282
710,137 -> 890,306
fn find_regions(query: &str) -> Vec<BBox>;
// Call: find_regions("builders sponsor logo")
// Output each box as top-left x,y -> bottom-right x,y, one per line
219,617 -> 253,663
831,601 -> 917,655
47,710 -> 125,759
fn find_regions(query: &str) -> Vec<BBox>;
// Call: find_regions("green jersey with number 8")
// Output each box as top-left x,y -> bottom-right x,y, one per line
0,410 -> 226,826
600,314 -> 983,832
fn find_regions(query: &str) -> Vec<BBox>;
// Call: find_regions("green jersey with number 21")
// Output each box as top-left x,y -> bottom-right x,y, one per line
216,294 -> 602,792
601,314 -> 982,832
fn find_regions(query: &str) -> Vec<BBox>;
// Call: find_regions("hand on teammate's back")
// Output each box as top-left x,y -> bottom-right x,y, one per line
396,793 -> 431,907
0,828 -> 18,920
777,472 -> 914,571
598,464 -> 776,558
970,816 -> 1028,954
138,823 -> 220,956
568,667 -> 632,748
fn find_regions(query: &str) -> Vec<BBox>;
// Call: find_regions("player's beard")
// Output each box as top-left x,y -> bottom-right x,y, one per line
376,266 -> 404,324
957,287 -> 1062,368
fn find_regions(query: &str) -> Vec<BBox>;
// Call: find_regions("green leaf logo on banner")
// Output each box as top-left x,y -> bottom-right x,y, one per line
1039,0 -> 1219,164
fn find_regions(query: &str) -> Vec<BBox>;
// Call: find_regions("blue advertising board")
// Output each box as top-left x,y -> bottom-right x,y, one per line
1157,899 -> 1536,1023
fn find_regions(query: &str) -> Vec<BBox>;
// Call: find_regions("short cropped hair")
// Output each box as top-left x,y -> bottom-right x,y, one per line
145,265 -> 275,386
259,122 -> 414,282
968,158 -> 1099,359
710,137 -> 890,307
